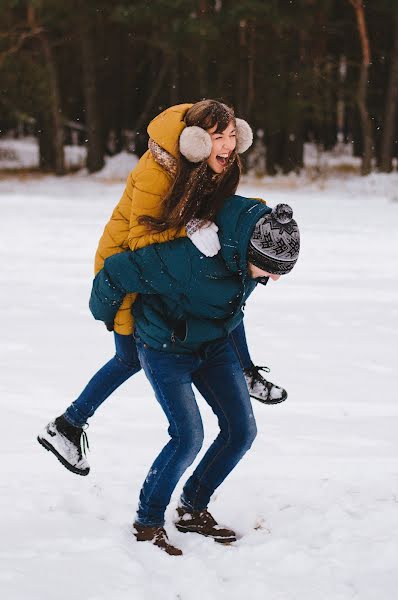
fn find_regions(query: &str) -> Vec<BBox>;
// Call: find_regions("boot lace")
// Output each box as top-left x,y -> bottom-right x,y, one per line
81,429 -> 90,456
70,425 -> 89,457
197,509 -> 217,527
245,365 -> 270,388
153,527 -> 168,542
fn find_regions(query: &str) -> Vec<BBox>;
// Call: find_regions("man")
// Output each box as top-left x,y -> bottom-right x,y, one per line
38,195 -> 300,556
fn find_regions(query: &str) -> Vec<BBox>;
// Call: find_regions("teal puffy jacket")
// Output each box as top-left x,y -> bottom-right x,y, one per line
89,195 -> 271,353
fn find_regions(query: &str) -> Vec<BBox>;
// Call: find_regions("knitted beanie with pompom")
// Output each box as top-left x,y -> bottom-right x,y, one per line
247,204 -> 300,275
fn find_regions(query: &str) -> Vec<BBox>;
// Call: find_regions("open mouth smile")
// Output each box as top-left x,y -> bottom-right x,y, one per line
216,153 -> 229,166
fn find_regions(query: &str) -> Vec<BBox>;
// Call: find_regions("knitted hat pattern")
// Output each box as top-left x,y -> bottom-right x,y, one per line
247,204 -> 300,275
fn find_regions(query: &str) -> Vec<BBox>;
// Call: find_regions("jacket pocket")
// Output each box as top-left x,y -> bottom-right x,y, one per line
171,320 -> 187,343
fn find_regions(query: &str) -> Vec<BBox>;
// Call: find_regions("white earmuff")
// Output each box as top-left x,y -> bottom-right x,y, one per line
235,118 -> 253,154
179,126 -> 212,162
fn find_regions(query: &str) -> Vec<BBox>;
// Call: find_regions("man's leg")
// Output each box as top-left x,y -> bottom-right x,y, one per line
134,341 -> 204,528
181,338 -> 257,512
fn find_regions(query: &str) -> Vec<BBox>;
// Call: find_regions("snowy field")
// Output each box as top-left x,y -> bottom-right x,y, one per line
0,172 -> 397,600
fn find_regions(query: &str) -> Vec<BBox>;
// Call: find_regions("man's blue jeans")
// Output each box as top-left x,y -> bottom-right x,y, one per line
63,320 -> 253,428
134,336 -> 257,527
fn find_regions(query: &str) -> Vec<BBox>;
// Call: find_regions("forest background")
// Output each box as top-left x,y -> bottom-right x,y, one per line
1,0 -> 398,178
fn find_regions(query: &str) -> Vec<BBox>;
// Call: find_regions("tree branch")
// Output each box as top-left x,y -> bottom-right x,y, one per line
349,0 -> 371,65
0,27 -> 44,68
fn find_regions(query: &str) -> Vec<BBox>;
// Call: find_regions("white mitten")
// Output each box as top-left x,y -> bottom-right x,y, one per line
186,219 -> 221,257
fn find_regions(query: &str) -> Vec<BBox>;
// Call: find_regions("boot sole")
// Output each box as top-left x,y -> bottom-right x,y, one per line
37,436 -> 89,476
175,524 -> 236,544
250,392 -> 287,405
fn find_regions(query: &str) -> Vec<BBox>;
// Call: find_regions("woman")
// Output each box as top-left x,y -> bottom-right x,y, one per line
86,198 -> 300,555
38,101 -> 286,477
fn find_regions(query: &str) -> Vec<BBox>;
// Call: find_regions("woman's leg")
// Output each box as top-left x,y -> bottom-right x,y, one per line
135,342 -> 204,527
181,339 -> 257,511
230,320 -> 287,404
63,332 -> 141,427
229,320 -> 253,370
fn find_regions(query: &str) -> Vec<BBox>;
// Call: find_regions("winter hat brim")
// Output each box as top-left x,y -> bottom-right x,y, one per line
247,245 -> 297,275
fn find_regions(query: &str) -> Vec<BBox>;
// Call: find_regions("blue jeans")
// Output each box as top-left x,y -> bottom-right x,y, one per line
64,332 -> 141,427
229,319 -> 252,370
63,321 -> 253,428
134,336 -> 257,527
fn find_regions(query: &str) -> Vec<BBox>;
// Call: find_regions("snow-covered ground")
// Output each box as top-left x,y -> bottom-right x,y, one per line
0,173 -> 397,600
0,137 -> 87,171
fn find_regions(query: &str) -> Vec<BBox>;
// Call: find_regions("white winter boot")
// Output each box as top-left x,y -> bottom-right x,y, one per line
37,416 -> 90,476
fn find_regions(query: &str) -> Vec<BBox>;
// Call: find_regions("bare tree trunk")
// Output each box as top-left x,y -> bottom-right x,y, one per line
37,113 -> 55,171
237,19 -> 247,117
283,124 -> 304,174
133,53 -> 171,134
27,3 -> 65,174
37,32 -> 65,175
198,0 -> 208,98
336,55 -> 347,143
246,20 -> 255,119
349,0 -> 374,175
121,36 -> 136,130
76,15 -> 104,173
380,12 -> 398,172
170,47 -> 179,106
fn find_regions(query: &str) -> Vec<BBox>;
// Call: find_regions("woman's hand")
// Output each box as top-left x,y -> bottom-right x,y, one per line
186,219 -> 221,257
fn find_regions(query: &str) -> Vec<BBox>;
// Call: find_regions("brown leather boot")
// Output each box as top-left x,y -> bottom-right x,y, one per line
175,507 -> 236,544
133,522 -> 183,556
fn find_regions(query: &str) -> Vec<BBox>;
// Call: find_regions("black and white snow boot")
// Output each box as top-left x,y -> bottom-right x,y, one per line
37,415 -> 90,476
244,365 -> 287,405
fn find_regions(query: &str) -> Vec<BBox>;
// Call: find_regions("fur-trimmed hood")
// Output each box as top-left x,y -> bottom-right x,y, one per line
147,103 -> 193,159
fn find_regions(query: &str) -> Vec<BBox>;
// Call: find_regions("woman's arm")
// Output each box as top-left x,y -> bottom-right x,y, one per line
127,168 -> 187,251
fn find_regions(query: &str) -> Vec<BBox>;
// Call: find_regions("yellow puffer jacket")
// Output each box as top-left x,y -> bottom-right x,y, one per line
94,103 -> 193,335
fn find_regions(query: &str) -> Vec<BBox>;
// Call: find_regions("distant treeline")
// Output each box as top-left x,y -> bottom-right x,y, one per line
1,0 -> 398,176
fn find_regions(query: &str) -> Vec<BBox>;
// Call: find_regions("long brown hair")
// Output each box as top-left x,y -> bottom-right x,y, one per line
139,100 -> 242,232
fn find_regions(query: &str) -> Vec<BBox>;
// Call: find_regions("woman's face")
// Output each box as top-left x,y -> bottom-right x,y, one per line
206,121 -> 237,174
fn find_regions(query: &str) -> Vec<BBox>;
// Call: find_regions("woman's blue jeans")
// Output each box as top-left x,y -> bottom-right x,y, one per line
64,332 -> 141,427
134,336 -> 257,527
63,320 -> 253,428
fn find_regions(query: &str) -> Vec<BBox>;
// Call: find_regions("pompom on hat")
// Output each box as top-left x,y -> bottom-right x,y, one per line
247,204 -> 300,275
179,117 -> 253,163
